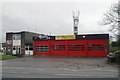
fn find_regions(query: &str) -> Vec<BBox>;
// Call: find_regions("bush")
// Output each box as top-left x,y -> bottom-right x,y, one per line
111,41 -> 118,47
109,46 -> 119,53
12,54 -> 23,57
113,51 -> 120,64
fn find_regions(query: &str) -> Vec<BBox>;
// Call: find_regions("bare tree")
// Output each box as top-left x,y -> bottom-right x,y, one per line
102,0 -> 120,40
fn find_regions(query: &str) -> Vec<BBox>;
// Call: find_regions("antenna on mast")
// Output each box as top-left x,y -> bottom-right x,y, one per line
73,10 -> 79,35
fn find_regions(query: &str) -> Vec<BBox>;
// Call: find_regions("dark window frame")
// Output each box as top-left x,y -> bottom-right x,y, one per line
36,46 -> 48,52
68,45 -> 85,51
88,44 -> 106,51
51,45 -> 66,51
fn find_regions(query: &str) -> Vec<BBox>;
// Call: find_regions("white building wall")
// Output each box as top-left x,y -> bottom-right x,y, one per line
13,50 -> 16,54
13,40 -> 21,46
12,34 -> 21,55
25,46 -> 33,56
25,50 -> 33,55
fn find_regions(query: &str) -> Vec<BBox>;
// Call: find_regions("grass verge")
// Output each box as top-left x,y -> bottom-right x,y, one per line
0,55 -> 17,60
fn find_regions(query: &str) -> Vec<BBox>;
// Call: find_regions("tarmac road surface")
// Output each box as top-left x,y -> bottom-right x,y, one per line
1,56 -> 119,78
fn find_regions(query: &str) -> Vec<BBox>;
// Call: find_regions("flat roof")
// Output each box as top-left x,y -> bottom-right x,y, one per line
33,34 -> 109,40
6,31 -> 43,35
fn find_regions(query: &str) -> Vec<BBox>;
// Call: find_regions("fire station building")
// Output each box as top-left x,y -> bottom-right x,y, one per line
33,34 -> 109,57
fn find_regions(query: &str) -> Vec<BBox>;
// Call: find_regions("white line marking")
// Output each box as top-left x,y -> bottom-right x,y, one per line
63,68 -> 71,70
63,68 -> 118,72
15,67 -> 24,69
3,67 -> 118,72
20,72 -> 30,74
55,74 -> 116,77
56,74 -> 71,76
38,68 -> 45,70
5,71 -> 30,74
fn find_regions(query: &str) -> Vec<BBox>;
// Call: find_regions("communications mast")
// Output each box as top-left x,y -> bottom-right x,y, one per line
73,11 -> 79,35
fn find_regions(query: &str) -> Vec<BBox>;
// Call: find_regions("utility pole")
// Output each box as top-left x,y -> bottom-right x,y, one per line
73,10 -> 79,35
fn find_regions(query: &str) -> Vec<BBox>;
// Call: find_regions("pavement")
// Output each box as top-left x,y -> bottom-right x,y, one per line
1,56 -> 119,78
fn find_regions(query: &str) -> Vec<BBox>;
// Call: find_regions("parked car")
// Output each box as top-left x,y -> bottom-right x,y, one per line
107,51 -> 120,63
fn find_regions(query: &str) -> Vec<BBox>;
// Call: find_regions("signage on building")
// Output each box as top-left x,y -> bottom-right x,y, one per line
38,35 -> 49,40
55,35 -> 76,40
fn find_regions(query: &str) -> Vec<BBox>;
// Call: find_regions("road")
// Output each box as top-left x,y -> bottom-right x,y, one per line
1,56 -> 119,78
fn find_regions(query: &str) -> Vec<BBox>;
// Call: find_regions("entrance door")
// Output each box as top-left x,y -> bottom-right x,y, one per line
16,46 -> 20,54
13,46 -> 21,54
25,46 -> 33,56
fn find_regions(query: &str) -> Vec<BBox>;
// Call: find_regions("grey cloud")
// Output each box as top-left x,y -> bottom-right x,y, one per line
2,12 -> 28,42
1,2 -> 114,42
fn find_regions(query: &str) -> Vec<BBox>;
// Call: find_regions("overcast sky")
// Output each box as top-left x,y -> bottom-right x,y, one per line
0,0 -> 116,42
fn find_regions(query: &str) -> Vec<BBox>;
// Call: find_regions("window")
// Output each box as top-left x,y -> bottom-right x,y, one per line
25,47 -> 28,50
13,46 -> 15,50
36,46 -> 48,52
68,45 -> 85,51
74,45 -> 85,51
51,45 -> 65,51
12,34 -> 21,40
88,44 -> 106,51
29,47 -> 33,50
68,45 -> 74,51
36,46 -> 40,52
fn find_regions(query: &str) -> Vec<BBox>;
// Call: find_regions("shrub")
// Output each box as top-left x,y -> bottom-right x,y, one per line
12,54 -> 23,57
